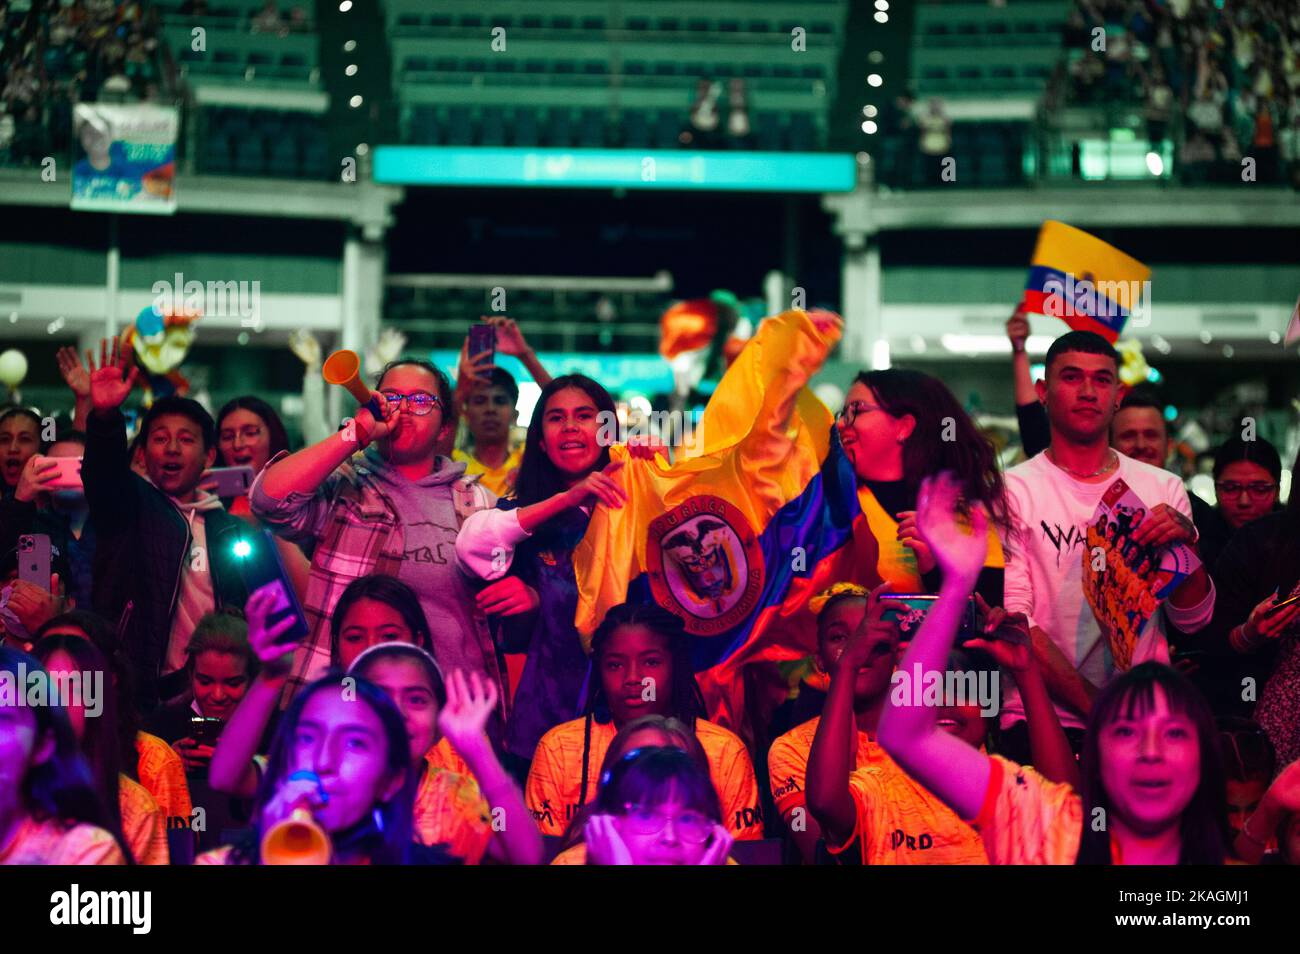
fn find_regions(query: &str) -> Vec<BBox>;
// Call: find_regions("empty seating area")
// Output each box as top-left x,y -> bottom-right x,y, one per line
152,0 -> 313,31
386,0 -> 846,151
198,106 -> 330,179
164,25 -> 319,86
911,1 -> 1067,97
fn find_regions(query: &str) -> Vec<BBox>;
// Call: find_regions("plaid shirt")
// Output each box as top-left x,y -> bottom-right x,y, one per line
249,450 -> 497,704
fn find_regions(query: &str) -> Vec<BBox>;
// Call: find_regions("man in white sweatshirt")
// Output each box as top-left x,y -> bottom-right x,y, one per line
999,331 -> 1215,762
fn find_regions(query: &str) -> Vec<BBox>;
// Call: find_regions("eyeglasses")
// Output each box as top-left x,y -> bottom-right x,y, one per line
619,803 -> 713,844
379,391 -> 442,416
836,401 -> 884,427
1214,481 -> 1277,499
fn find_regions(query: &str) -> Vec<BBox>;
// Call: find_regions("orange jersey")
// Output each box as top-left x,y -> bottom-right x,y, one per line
526,716 -> 762,840
972,755 -> 1086,865
135,731 -> 191,823
120,774 -> 169,865
827,755 -> 990,865
0,815 -> 125,865
767,717 -> 881,824
414,750 -> 493,864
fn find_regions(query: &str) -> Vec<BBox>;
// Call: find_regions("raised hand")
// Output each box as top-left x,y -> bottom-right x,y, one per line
1006,308 -> 1030,351
367,327 -> 407,373
915,471 -> 988,584
566,459 -> 627,510
806,308 -> 844,340
436,669 -> 498,755
834,582 -> 906,677
486,315 -> 531,358
14,455 -> 60,503
244,580 -> 298,676
456,337 -> 496,390
287,329 -> 322,369
584,814 -> 636,866
56,346 -> 91,398
85,337 -> 139,413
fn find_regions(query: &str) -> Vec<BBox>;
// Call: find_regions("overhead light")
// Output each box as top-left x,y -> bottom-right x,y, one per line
1199,330 -> 1213,344
867,74 -> 883,87
1222,344 -> 1234,358
861,120 -> 878,134
874,11 -> 889,23
349,94 -> 363,108
1145,151 -> 1164,176
872,338 -> 891,370
344,40 -> 356,52
345,63 -> 358,76
909,335 -> 927,353
862,104 -> 878,117
339,0 -> 352,11
1269,330 -> 1281,344
1150,333 -> 1171,354
875,0 -> 890,9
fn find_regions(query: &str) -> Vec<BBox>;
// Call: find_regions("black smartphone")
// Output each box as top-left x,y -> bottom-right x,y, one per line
226,529 -> 309,648
190,716 -> 225,746
1264,592 -> 1300,616
879,593 -> 980,643
468,322 -> 496,365
17,534 -> 52,591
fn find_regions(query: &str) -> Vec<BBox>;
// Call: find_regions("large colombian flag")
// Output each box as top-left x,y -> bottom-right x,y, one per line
573,309 -> 972,734
1021,220 -> 1150,343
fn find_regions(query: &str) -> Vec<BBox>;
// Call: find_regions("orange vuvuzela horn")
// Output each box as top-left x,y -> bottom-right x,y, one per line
322,349 -> 383,417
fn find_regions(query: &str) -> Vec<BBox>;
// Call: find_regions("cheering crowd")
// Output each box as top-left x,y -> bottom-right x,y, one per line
1,306 -> 1299,867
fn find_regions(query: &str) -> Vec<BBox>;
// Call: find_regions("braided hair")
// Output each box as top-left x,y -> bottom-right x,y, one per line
576,603 -> 707,818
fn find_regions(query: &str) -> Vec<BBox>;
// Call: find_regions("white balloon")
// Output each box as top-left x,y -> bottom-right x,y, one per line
0,349 -> 28,387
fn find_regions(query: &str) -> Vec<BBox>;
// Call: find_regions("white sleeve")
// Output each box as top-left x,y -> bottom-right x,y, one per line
1160,475 -> 1215,632
455,507 -> 532,580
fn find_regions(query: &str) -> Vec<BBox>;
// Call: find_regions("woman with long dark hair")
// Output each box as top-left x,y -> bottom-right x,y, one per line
877,472 -> 1228,865
32,635 -> 170,864
456,374 -> 635,776
835,369 -> 1009,606
524,601 -> 761,842
0,646 -> 129,864
198,672 -> 455,865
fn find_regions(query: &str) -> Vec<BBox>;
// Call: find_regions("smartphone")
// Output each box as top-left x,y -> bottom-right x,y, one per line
226,529 -> 309,649
30,455 -> 83,491
1264,592 -> 1300,615
190,716 -> 225,746
203,465 -> 255,499
879,593 -> 979,643
468,322 -> 496,365
17,534 -> 52,591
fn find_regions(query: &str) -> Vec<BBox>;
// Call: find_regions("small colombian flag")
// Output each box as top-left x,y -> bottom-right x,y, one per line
1021,220 -> 1150,344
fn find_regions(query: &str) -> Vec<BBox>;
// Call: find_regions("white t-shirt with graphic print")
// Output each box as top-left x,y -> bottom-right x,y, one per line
1000,451 -> 1213,731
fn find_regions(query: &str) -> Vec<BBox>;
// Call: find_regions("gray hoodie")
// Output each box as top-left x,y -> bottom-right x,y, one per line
362,449 -> 494,684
